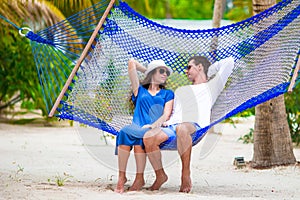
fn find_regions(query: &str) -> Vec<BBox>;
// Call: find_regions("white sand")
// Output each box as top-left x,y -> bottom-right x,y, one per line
0,117 -> 299,200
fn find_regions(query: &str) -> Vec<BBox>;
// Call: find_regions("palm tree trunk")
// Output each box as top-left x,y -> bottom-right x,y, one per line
253,95 -> 296,167
251,0 -> 296,168
208,0 -> 226,135
210,0 -> 226,60
212,0 -> 226,28
165,0 -> 172,19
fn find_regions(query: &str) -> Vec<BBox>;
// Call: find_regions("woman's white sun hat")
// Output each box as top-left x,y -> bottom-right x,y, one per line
145,60 -> 173,76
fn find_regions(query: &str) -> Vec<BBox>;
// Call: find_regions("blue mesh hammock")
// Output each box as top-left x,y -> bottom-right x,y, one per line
22,0 -> 300,150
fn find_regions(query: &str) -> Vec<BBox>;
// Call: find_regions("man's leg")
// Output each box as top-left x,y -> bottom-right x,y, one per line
143,128 -> 169,190
129,145 -> 146,191
176,122 -> 196,193
115,145 -> 131,193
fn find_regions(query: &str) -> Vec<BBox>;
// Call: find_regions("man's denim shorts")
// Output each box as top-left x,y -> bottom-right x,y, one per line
161,123 -> 201,139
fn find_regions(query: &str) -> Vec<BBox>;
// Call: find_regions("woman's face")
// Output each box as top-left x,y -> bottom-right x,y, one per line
152,67 -> 170,84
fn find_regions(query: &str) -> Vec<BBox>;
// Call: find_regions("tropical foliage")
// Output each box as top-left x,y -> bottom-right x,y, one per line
0,0 -> 105,118
285,82 -> 300,145
0,29 -> 38,112
125,0 -> 215,19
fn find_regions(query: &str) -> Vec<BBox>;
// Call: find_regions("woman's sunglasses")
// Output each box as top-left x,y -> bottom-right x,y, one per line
158,68 -> 171,76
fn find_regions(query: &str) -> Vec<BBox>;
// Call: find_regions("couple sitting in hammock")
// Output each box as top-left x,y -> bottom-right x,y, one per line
114,55 -> 235,193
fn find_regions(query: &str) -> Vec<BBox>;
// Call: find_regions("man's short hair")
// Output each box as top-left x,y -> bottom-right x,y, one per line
188,56 -> 211,77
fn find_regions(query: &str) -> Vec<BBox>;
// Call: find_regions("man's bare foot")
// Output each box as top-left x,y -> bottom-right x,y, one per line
148,173 -> 168,191
114,177 -> 127,193
129,178 -> 145,191
179,176 -> 192,193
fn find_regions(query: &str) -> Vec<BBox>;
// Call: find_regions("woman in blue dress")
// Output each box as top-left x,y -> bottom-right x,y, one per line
115,58 -> 174,193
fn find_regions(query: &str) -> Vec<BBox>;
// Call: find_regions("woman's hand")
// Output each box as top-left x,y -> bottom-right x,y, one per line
162,122 -> 168,127
142,124 -> 152,129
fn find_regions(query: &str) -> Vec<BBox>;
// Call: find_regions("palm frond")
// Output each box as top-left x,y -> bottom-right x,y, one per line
0,0 -> 65,31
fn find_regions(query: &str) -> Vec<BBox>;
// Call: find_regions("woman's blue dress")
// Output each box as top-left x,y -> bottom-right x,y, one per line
116,85 -> 174,149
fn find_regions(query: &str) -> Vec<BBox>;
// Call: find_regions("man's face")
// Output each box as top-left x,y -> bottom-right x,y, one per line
186,59 -> 200,82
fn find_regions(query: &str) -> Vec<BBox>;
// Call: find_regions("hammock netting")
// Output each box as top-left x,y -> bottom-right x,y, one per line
26,0 -> 300,150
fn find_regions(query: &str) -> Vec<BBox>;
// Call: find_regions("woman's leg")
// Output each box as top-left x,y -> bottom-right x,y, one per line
115,145 -> 131,193
129,145 -> 146,191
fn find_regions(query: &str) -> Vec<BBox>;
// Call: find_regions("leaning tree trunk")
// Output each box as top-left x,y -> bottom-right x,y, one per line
212,0 -> 226,28
251,0 -> 296,168
210,0 -> 225,58
208,0 -> 226,134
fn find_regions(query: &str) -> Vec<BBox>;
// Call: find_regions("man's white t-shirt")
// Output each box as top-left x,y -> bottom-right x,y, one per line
165,57 -> 235,128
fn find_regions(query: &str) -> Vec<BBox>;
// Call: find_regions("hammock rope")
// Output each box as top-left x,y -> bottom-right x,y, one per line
4,0 -> 300,150
0,14 -> 22,30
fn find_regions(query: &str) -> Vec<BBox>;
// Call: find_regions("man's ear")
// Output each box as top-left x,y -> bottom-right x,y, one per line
198,63 -> 203,71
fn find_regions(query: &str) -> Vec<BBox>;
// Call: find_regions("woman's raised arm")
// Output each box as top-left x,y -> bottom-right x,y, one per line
128,59 -> 147,97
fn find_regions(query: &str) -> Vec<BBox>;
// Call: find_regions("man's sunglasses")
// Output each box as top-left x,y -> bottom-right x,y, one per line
186,65 -> 192,71
158,68 -> 171,76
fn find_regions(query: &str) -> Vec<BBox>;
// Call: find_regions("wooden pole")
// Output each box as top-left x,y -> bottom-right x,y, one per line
288,56 -> 300,93
48,0 -> 116,117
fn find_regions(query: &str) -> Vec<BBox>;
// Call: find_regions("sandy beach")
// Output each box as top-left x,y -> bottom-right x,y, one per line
0,117 -> 299,200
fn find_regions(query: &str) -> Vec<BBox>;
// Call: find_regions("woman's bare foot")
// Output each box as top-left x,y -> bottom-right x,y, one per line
114,177 -> 127,193
148,173 -> 168,191
129,177 -> 145,191
179,176 -> 192,193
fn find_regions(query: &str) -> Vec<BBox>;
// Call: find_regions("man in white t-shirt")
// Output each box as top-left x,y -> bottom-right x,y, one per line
143,56 -> 235,193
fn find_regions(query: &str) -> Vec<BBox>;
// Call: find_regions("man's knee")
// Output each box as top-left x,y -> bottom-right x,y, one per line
176,123 -> 196,138
176,124 -> 186,138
